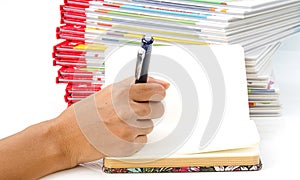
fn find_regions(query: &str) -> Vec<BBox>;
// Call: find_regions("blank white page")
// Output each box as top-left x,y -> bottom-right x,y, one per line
105,44 -> 260,158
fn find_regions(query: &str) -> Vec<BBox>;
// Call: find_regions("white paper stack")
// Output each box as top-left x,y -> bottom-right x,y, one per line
245,42 -> 281,118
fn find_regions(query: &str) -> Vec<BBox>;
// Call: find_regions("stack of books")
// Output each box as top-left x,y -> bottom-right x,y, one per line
53,0 -> 300,117
246,42 -> 281,118
53,40 -> 106,106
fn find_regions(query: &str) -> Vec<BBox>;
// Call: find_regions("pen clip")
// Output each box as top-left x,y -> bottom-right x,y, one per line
135,47 -> 146,81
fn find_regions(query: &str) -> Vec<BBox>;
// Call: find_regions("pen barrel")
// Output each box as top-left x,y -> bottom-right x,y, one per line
135,44 -> 152,83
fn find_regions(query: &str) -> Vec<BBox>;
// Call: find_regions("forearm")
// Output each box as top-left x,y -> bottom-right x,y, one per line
0,120 -> 71,179
0,106 -> 105,180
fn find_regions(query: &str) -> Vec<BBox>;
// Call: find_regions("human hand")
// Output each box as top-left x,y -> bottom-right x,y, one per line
53,77 -> 170,167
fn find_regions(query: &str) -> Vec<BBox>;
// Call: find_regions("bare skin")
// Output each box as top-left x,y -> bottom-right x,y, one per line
0,77 -> 169,180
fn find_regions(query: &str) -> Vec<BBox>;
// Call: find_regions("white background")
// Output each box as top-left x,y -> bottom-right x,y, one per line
0,0 -> 300,179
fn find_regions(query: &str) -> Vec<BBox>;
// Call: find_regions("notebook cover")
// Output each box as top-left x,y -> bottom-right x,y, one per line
102,160 -> 262,173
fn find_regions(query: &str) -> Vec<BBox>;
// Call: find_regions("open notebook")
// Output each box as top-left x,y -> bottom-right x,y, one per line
92,44 -> 261,173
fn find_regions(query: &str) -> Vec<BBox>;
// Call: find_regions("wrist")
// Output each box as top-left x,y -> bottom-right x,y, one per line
52,106 -> 105,167
50,108 -> 78,168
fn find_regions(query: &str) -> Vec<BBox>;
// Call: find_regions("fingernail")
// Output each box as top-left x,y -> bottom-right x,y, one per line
164,82 -> 170,89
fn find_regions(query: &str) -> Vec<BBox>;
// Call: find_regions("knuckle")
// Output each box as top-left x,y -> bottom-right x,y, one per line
151,102 -> 165,118
147,120 -> 154,129
133,102 -> 151,117
139,121 -> 154,134
157,102 -> 165,116
146,125 -> 154,134
118,109 -> 134,122
149,85 -> 166,101
117,127 -> 133,141
129,84 -> 138,99
129,101 -> 137,112
139,135 -> 148,144
140,104 -> 151,116
130,84 -> 145,94
154,85 -> 166,97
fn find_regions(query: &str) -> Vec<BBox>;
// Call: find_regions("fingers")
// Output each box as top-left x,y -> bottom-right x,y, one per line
134,135 -> 147,144
147,76 -> 170,89
135,120 -> 154,135
132,135 -> 147,152
129,76 -> 170,102
130,101 -> 164,119
132,120 -> 154,138
130,83 -> 166,102
118,119 -> 154,141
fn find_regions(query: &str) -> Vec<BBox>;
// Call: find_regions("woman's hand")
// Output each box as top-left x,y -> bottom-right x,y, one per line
54,77 -> 170,166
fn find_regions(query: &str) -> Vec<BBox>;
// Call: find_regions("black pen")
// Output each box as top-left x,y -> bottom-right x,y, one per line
135,35 -> 154,84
